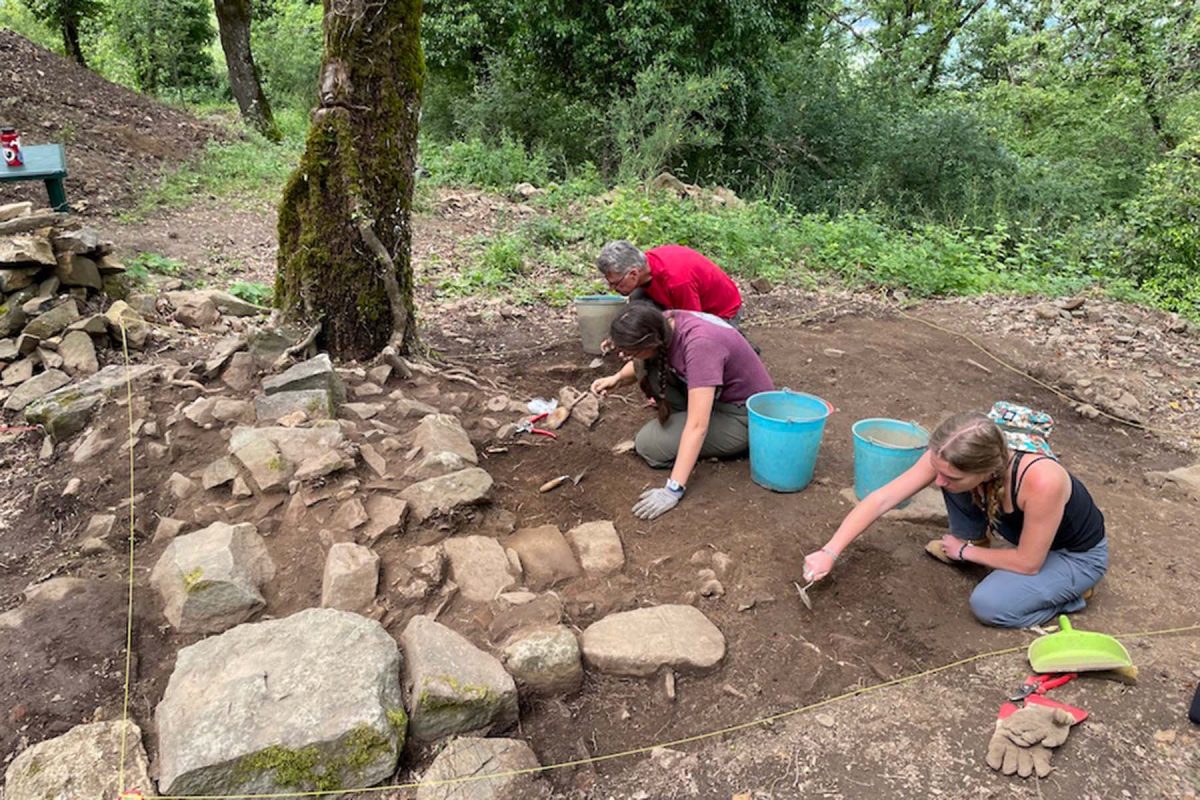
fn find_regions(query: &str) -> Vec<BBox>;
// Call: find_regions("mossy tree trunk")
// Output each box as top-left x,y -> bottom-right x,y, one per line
275,0 -> 423,360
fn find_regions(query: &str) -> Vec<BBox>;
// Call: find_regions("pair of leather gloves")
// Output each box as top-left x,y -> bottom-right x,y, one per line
986,700 -> 1083,778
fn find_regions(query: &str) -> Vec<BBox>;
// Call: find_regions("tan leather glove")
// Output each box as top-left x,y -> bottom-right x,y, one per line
985,705 -> 1078,778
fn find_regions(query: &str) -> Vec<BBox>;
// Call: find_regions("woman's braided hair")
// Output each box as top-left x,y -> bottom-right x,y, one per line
928,412 -> 1010,533
609,302 -> 674,424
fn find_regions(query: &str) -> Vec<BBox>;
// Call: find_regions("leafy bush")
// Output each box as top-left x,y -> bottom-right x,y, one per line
125,251 -> 184,282
1122,134 -> 1200,317
228,280 -> 273,306
251,0 -> 322,111
418,135 -> 554,189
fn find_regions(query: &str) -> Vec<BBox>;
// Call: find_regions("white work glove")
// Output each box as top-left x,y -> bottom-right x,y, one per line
632,482 -> 685,520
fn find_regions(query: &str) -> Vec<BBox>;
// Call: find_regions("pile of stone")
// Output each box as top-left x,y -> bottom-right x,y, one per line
0,203 -> 131,417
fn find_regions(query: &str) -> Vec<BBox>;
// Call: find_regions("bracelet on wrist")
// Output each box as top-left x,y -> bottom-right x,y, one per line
957,541 -> 971,561
820,546 -> 838,561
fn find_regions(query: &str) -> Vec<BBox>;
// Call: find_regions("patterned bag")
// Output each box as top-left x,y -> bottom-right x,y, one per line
987,401 -> 1056,459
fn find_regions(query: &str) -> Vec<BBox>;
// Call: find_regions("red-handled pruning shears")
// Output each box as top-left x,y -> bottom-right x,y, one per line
1008,672 -> 1077,702
515,412 -> 557,440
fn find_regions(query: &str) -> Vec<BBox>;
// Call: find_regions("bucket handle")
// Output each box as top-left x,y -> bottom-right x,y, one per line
780,387 -> 837,419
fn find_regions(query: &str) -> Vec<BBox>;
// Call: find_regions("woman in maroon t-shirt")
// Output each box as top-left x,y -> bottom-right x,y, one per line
591,303 -> 773,520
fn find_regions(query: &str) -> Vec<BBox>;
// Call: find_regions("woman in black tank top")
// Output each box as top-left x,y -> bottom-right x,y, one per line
802,412 -> 1108,628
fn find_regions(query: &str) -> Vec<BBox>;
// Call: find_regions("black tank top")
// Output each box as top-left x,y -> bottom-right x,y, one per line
992,452 -> 1105,552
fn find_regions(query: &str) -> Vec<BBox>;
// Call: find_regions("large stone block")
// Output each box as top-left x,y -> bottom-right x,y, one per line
400,468 -> 493,523
501,626 -> 583,696
262,353 -> 345,403
413,413 -> 478,464
229,423 -> 345,464
22,298 -> 79,339
3,721 -> 155,800
24,364 -> 159,439
580,605 -> 726,677
155,608 -> 405,797
321,543 -> 380,612
3,367 -> 70,412
401,615 -> 518,742
565,520 -> 625,577
415,737 -> 549,800
506,525 -> 580,589
443,536 -> 517,603
149,521 -> 276,633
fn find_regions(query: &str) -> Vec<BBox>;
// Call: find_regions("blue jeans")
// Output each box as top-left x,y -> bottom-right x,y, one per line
968,538 -> 1109,628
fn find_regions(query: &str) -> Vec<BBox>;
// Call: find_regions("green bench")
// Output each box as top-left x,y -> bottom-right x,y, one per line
0,143 -> 69,212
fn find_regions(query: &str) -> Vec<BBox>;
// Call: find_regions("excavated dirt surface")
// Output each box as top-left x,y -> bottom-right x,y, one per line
1,306 -> 1198,799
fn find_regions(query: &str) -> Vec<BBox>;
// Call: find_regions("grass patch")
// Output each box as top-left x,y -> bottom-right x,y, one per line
125,251 -> 185,283
121,121 -> 304,221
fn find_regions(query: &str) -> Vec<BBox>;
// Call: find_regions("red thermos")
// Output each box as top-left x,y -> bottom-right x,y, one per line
1,127 -> 23,167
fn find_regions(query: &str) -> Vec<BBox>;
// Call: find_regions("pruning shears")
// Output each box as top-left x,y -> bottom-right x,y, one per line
515,411 -> 558,439
1008,672 -> 1077,702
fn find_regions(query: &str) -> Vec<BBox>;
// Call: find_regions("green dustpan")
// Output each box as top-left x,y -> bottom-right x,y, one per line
1028,615 -> 1134,673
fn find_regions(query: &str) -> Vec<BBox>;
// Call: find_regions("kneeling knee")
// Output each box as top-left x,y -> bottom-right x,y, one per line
969,587 -> 1019,628
635,424 -> 675,468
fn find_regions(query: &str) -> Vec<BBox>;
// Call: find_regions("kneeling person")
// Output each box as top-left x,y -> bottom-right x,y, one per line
591,303 -> 774,520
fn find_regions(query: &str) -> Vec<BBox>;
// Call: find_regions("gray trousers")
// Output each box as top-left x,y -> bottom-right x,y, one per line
634,365 -> 750,468
967,538 -> 1108,628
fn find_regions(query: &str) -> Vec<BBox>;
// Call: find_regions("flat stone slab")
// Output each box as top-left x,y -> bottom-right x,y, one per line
502,626 -> 583,696
838,486 -> 947,525
155,608 -> 404,797
400,468 -> 493,523
23,298 -> 79,339
581,605 -> 726,677
149,521 -> 276,633
506,525 -> 581,589
262,353 -> 345,402
255,388 -> 334,423
443,536 -> 517,602
229,423 -> 345,464
233,435 -> 292,493
565,520 -> 625,577
401,615 -> 518,742
3,367 -> 70,412
24,364 -> 158,440
1146,462 -> 1200,499
415,737 -> 549,800
3,721 -> 155,800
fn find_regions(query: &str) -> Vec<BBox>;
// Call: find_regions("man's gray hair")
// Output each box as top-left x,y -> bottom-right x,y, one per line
596,240 -> 646,275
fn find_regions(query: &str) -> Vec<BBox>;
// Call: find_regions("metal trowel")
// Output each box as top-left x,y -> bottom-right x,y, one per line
793,579 -> 815,610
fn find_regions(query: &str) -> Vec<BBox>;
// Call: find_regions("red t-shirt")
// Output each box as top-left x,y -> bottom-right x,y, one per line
644,245 -> 742,320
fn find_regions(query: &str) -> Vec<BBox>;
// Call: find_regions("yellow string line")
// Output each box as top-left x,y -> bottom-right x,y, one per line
153,623 -> 1200,800
892,305 -> 1200,441
117,319 -> 137,794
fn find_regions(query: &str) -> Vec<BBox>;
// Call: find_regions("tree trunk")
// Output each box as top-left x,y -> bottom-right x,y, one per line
274,0 -> 423,361
213,0 -> 281,142
60,17 -> 86,67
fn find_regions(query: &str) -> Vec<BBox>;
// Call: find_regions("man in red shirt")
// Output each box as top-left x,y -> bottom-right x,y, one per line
597,240 -> 743,323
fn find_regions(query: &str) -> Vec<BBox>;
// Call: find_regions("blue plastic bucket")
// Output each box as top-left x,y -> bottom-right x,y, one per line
746,390 -> 833,493
852,418 -> 930,505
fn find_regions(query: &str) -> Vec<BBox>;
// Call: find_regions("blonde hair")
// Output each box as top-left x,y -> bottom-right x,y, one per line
928,412 -> 1010,531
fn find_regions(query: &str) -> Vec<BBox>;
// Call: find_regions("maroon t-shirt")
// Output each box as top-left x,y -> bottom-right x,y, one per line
666,311 -> 773,404
644,245 -> 742,319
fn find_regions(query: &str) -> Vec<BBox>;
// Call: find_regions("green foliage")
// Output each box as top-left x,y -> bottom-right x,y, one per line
105,0 -> 217,96
418,135 -> 553,189
0,1 -> 63,52
16,0 -> 99,56
125,251 -> 184,281
1122,134 -> 1200,317
228,280 -> 273,306
251,0 -> 322,110
607,65 -> 740,182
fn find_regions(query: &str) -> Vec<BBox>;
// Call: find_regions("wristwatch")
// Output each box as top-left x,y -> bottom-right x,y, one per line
665,478 -> 686,495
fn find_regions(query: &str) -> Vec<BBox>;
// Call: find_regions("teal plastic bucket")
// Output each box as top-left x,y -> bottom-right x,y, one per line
574,294 -> 628,354
746,390 -> 833,493
852,418 -> 930,505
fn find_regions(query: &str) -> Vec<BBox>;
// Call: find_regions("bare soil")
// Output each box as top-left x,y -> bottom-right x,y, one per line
2,301 -> 1197,798
0,31 -> 226,215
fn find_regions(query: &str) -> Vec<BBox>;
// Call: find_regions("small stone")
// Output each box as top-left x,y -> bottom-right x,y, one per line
79,537 -> 112,556
62,477 -> 81,496
612,440 -> 636,454
165,472 -> 196,501
360,443 -> 388,477
83,513 -> 116,540
321,542 -> 380,611
70,428 -> 112,464
750,277 -> 773,294
59,330 -> 98,377
202,457 -> 240,490
154,517 -> 186,543
822,348 -> 845,358
294,448 -> 354,481
331,497 -> 369,530
815,713 -> 835,728
353,381 -> 383,397
1153,729 -> 1176,744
